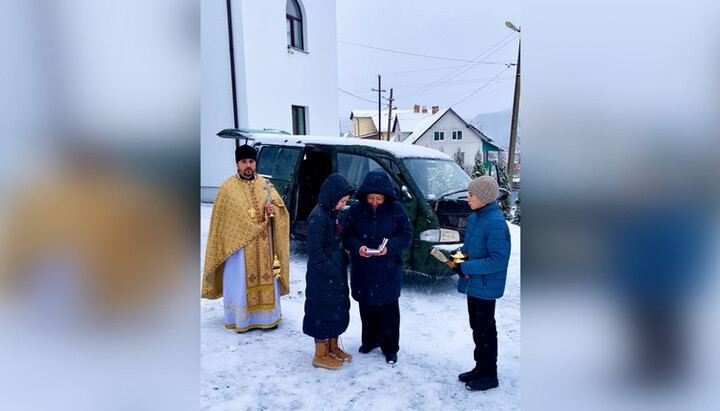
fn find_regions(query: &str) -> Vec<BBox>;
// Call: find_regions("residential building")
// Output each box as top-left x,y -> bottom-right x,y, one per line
403,108 -> 501,171
349,105 -> 501,171
201,0 -> 339,202
349,109 -> 390,140
350,105 -> 440,141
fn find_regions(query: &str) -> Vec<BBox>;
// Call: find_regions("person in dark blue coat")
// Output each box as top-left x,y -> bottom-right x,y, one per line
450,175 -> 511,391
303,173 -> 355,370
342,170 -> 413,364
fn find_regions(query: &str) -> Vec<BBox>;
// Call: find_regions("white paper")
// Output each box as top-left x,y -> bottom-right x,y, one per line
366,238 -> 388,254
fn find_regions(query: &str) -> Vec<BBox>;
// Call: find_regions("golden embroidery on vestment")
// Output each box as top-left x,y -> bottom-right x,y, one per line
201,174 -> 291,300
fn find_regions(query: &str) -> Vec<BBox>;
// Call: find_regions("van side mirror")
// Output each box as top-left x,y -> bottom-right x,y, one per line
497,188 -> 510,203
400,185 -> 413,201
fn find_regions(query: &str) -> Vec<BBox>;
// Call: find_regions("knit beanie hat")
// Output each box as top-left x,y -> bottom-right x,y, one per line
235,144 -> 256,162
467,176 -> 499,205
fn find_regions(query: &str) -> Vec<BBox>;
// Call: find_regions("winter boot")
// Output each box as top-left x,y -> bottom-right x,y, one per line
466,377 -> 499,391
359,343 -> 379,354
329,338 -> 353,362
458,367 -> 481,383
312,340 -> 343,370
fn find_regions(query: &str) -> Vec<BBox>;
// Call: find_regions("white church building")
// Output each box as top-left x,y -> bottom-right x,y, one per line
201,0 -> 339,202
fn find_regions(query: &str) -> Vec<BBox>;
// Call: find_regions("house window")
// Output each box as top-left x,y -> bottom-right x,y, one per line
433,131 -> 445,141
452,130 -> 463,140
292,105 -> 306,135
286,0 -> 304,50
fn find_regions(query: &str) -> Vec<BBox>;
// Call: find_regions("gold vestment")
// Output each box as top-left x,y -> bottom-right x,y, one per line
201,174 -> 290,312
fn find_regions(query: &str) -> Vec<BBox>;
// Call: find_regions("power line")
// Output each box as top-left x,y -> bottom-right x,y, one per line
401,33 -> 517,98
338,87 -> 376,104
340,62 -> 514,83
338,40 -> 511,64
345,75 -> 513,91
448,66 -> 512,107
436,83 -> 515,107
340,65 -> 467,82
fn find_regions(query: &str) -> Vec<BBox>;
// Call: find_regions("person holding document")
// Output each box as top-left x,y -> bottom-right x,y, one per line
452,176 -> 510,391
342,171 -> 413,364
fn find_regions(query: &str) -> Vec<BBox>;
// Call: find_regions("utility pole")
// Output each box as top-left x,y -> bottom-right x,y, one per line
372,75 -> 386,140
386,88 -> 394,141
506,22 -> 521,186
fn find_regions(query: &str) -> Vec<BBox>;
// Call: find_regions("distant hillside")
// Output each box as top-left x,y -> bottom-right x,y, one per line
468,108 -> 518,151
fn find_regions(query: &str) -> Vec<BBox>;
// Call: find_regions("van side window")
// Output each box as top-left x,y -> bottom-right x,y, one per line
379,157 -> 408,185
257,146 -> 302,181
337,153 -> 387,190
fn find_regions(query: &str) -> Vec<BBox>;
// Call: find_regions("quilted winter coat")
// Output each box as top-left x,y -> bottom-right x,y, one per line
342,171 -> 413,306
302,174 -> 355,339
457,202 -> 511,300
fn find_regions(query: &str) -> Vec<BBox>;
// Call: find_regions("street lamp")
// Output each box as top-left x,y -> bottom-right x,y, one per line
505,21 -> 520,190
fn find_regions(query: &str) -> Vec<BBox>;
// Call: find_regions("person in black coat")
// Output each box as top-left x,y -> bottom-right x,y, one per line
303,173 -> 355,370
342,171 -> 413,364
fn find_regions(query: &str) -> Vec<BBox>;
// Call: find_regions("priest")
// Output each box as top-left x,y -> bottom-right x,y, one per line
202,144 -> 290,332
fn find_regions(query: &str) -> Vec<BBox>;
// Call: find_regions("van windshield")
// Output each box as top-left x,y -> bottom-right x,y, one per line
404,158 -> 471,200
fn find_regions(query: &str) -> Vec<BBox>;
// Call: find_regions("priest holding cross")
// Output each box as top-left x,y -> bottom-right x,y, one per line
202,143 -> 290,332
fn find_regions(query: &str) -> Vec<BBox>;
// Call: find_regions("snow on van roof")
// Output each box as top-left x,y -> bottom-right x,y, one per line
249,133 -> 453,160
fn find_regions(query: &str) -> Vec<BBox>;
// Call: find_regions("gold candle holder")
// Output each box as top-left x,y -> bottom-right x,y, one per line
272,255 -> 282,278
450,249 -> 468,264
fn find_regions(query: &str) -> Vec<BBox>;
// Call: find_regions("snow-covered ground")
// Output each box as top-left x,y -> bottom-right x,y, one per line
201,203 -> 520,410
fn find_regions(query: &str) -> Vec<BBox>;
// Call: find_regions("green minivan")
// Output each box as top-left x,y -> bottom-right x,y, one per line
219,128 -> 508,278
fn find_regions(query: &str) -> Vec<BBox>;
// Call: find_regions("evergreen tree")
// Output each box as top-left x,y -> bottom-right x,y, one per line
511,190 -> 521,226
471,148 -> 486,178
453,148 -> 464,170
496,152 -> 512,220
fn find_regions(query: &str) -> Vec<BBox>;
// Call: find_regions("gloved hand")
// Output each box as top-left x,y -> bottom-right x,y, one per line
452,263 -> 464,277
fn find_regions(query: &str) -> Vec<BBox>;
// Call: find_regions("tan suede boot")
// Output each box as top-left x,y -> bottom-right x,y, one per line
312,340 -> 343,370
329,338 -> 353,362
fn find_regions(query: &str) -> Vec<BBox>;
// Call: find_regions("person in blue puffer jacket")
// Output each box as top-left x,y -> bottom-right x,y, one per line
342,171 -> 413,364
451,176 -> 511,392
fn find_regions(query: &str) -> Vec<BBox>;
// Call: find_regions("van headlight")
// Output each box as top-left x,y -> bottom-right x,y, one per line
419,228 -> 460,243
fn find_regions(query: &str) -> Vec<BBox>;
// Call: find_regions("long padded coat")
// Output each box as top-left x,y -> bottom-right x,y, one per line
302,174 -> 355,340
342,171 -> 413,306
457,202 -> 511,300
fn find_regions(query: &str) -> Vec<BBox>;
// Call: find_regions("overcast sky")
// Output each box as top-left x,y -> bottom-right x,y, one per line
336,0 -> 521,120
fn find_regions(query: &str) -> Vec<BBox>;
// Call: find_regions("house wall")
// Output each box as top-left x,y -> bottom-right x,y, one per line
201,0 -> 339,202
413,112 -> 483,171
201,0 -> 243,202
353,117 -> 376,137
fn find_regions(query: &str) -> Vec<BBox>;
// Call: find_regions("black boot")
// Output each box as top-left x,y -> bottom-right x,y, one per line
358,344 -> 378,354
458,367 -> 481,383
385,353 -> 397,364
465,377 -> 499,391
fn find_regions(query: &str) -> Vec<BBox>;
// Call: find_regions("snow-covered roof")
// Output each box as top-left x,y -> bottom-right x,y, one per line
373,110 -> 413,133
400,108 -> 502,152
350,110 -> 376,119
247,132 -> 454,160
403,107 -> 451,144
350,107 -> 500,149
351,109 -> 417,133
394,111 -> 436,134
